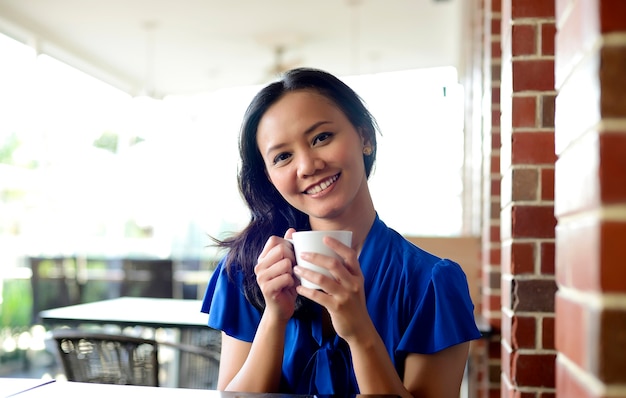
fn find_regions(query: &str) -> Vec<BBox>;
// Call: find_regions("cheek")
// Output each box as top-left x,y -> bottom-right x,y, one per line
266,169 -> 291,193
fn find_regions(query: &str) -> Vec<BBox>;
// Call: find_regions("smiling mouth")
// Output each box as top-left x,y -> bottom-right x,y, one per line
304,174 -> 339,195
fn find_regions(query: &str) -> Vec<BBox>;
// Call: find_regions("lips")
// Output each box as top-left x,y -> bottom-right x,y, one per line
304,174 -> 339,195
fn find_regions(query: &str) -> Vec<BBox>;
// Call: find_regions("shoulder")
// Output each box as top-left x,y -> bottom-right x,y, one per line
363,216 -> 446,273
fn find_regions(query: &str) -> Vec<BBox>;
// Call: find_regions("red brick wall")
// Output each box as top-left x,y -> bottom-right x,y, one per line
500,0 -> 557,396
482,0 -> 504,397
463,0 -> 504,396
554,0 -> 626,396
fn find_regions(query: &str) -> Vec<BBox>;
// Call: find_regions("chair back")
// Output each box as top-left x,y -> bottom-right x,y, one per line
49,329 -> 159,386
159,340 -> 220,389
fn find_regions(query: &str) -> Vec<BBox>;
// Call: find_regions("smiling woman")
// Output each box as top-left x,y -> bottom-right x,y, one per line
199,67 -> 479,397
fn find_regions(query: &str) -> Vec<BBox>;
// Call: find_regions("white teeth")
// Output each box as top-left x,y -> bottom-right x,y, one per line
306,175 -> 338,194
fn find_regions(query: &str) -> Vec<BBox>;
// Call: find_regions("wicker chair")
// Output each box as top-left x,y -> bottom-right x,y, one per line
49,329 -> 220,389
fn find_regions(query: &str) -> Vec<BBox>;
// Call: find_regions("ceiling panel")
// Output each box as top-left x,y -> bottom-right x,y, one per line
0,0 -> 463,97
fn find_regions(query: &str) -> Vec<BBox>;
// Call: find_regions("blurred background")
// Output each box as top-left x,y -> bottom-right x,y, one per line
0,0 -> 474,381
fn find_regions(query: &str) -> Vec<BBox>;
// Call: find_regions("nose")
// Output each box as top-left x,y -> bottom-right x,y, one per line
296,150 -> 324,178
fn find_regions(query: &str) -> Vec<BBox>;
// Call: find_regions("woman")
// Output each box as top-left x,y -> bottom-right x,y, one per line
201,67 -> 481,398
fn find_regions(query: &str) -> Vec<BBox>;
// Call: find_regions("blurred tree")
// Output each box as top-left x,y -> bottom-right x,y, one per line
0,133 -> 19,164
92,131 -> 119,153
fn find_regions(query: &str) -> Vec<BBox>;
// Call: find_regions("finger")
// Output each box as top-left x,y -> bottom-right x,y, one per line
257,235 -> 296,266
284,227 -> 296,240
257,235 -> 282,262
255,257 -> 293,281
322,237 -> 359,273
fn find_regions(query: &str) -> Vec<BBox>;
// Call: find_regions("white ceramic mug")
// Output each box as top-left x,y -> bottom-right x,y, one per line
290,230 -> 352,290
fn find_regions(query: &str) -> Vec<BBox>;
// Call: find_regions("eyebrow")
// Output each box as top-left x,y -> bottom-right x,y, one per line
264,120 -> 332,157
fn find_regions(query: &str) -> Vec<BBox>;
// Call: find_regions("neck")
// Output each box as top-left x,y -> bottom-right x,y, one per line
309,182 -> 376,255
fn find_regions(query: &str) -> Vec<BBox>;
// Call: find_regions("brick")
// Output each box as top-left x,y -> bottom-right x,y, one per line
490,269 -> 501,290
511,131 -> 557,165
511,205 -> 556,239
492,86 -> 501,106
492,132 -> 501,149
490,225 -> 501,242
483,293 -> 502,314
513,59 -> 556,92
491,201 -> 500,220
512,352 -> 556,387
541,167 -> 555,201
515,278 -> 557,312
512,24 -> 537,56
555,219 -> 598,291
598,308 -> 626,383
512,168 -> 539,201
511,241 -> 535,274
556,359 -> 595,398
541,94 -> 555,128
600,133 -> 626,204
491,177 -> 501,196
542,316 -> 555,350
600,0 -> 626,32
490,242 -> 501,265
557,219 -> 626,292
491,18 -> 501,36
492,108 -> 501,128
493,0 -> 502,13
492,63 -> 501,81
555,293 -> 587,369
512,315 -> 536,349
600,222 -> 626,292
512,0 -> 555,18
512,95 -> 537,127
491,153 -> 500,173
492,40 -> 502,59
600,46 -> 626,118
540,241 -> 555,275
541,23 -> 556,56
489,336 -> 502,359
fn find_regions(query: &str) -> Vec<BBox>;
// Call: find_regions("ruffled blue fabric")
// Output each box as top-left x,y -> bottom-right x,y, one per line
201,214 -> 481,394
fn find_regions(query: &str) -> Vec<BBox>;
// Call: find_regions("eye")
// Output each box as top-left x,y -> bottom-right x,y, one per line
312,132 -> 333,146
272,152 -> 292,165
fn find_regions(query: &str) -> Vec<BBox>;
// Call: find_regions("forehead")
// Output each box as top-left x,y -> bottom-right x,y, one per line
259,90 -> 345,130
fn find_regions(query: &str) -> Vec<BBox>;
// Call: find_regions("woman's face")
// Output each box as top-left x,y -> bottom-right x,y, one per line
256,90 -> 370,224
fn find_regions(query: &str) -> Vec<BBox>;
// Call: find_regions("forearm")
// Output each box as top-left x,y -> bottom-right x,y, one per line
224,312 -> 287,392
348,323 -> 413,398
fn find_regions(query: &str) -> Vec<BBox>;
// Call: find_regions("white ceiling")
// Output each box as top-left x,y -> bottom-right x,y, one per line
0,0 -> 464,98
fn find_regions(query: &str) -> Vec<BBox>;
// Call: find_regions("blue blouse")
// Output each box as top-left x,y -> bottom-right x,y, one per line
201,215 -> 481,395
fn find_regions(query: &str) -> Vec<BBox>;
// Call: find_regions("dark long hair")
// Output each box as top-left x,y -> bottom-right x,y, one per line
215,67 -> 379,311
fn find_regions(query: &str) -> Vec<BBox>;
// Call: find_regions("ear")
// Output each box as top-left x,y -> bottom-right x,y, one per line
357,127 -> 372,148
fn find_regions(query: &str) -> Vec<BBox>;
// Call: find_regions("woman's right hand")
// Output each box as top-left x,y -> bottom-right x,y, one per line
254,228 -> 298,321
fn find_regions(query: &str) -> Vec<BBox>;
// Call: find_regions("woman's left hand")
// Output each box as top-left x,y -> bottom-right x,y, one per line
293,236 -> 370,341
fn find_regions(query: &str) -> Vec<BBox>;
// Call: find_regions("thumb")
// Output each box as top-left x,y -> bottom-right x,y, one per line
284,227 -> 296,240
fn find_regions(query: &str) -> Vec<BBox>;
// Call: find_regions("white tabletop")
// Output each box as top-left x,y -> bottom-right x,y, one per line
7,381 -> 217,397
1,378 -> 55,397
38,297 -> 208,330
9,379 -> 394,398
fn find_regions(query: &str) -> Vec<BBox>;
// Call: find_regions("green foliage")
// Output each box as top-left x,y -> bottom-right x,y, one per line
0,133 -> 20,164
93,131 -> 119,153
0,279 -> 32,327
